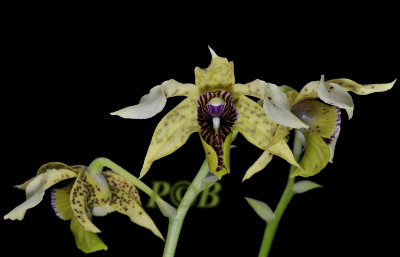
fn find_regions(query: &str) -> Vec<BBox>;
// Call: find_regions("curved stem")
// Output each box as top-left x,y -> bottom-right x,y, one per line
162,160 -> 210,257
88,157 -> 175,218
258,132 -> 303,257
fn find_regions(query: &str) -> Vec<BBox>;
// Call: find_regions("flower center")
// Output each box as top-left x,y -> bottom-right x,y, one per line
197,91 -> 238,173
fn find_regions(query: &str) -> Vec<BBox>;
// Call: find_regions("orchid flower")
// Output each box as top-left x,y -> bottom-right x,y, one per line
111,47 -> 308,179
245,75 -> 395,179
4,162 -> 163,253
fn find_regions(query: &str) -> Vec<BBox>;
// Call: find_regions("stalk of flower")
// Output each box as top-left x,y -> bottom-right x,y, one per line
4,161 -> 164,253
111,47 -> 309,180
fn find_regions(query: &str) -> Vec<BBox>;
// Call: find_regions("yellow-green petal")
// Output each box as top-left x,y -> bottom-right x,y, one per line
15,162 -> 80,190
242,150 -> 273,182
234,96 -> 276,150
232,79 -> 268,99
51,182 -> 74,220
70,217 -> 108,254
194,47 -> 235,93
201,133 -> 232,179
162,79 -> 198,99
140,97 -> 199,178
295,81 -> 319,104
70,171 -> 111,233
267,140 -> 302,170
291,133 -> 331,177
326,78 -> 396,95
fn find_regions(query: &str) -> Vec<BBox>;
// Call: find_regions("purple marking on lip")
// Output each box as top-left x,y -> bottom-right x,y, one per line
208,104 -> 225,117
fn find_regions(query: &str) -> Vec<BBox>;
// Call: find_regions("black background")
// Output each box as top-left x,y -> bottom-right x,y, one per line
2,5 -> 399,257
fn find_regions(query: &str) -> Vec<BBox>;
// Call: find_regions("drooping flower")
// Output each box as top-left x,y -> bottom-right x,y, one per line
4,162 -> 163,253
245,75 -> 395,179
111,47 -> 309,179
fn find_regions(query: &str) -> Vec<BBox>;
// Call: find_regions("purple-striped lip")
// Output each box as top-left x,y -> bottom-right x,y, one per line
197,91 -> 238,172
324,107 -> 341,144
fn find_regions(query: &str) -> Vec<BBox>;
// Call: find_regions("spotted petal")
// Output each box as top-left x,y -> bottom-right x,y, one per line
51,182 -> 108,253
70,171 -> 111,233
263,82 -> 309,129
140,97 -> 199,178
326,78 -> 396,95
194,47 -> 235,93
232,79 -> 268,99
234,95 -> 276,150
4,164 -> 78,220
291,99 -> 339,139
104,171 -> 163,240
291,133 -> 331,177
318,76 -> 354,119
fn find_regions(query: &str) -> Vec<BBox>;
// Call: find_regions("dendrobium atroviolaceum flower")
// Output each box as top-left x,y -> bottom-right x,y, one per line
247,75 -> 396,179
111,47 -> 309,180
4,162 -> 163,253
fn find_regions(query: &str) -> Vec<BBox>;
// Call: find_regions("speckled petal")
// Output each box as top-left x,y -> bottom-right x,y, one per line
70,171 -> 111,233
234,96 -> 276,150
4,166 -> 78,220
15,162 -> 80,190
70,216 -> 108,253
161,79 -> 198,99
291,133 -> 331,177
242,150 -> 273,182
232,79 -> 268,99
105,171 -> 163,240
326,78 -> 396,95
318,76 -> 354,119
110,85 -> 167,119
194,47 -> 235,93
263,83 -> 309,129
140,97 -> 199,178
295,81 -> 319,103
291,99 -> 339,139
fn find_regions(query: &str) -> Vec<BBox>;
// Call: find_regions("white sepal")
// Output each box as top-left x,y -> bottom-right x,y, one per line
318,75 -> 354,119
4,174 -> 46,220
263,83 -> 309,129
110,85 -> 167,119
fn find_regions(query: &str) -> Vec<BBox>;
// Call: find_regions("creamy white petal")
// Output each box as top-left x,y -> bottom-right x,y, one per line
110,85 -> 167,119
318,76 -> 354,119
263,83 -> 309,129
4,168 -> 77,220
4,174 -> 45,220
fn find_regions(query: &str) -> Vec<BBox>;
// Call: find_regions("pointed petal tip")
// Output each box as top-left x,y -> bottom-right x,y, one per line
208,45 -> 218,59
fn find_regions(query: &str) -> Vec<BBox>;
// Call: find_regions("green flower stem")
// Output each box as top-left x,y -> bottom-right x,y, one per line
258,131 -> 303,257
163,159 -> 210,257
88,157 -> 175,218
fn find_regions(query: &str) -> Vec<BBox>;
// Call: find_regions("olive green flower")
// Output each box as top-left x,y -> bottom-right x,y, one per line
243,75 -> 395,179
4,162 -> 162,253
111,48 -> 308,179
